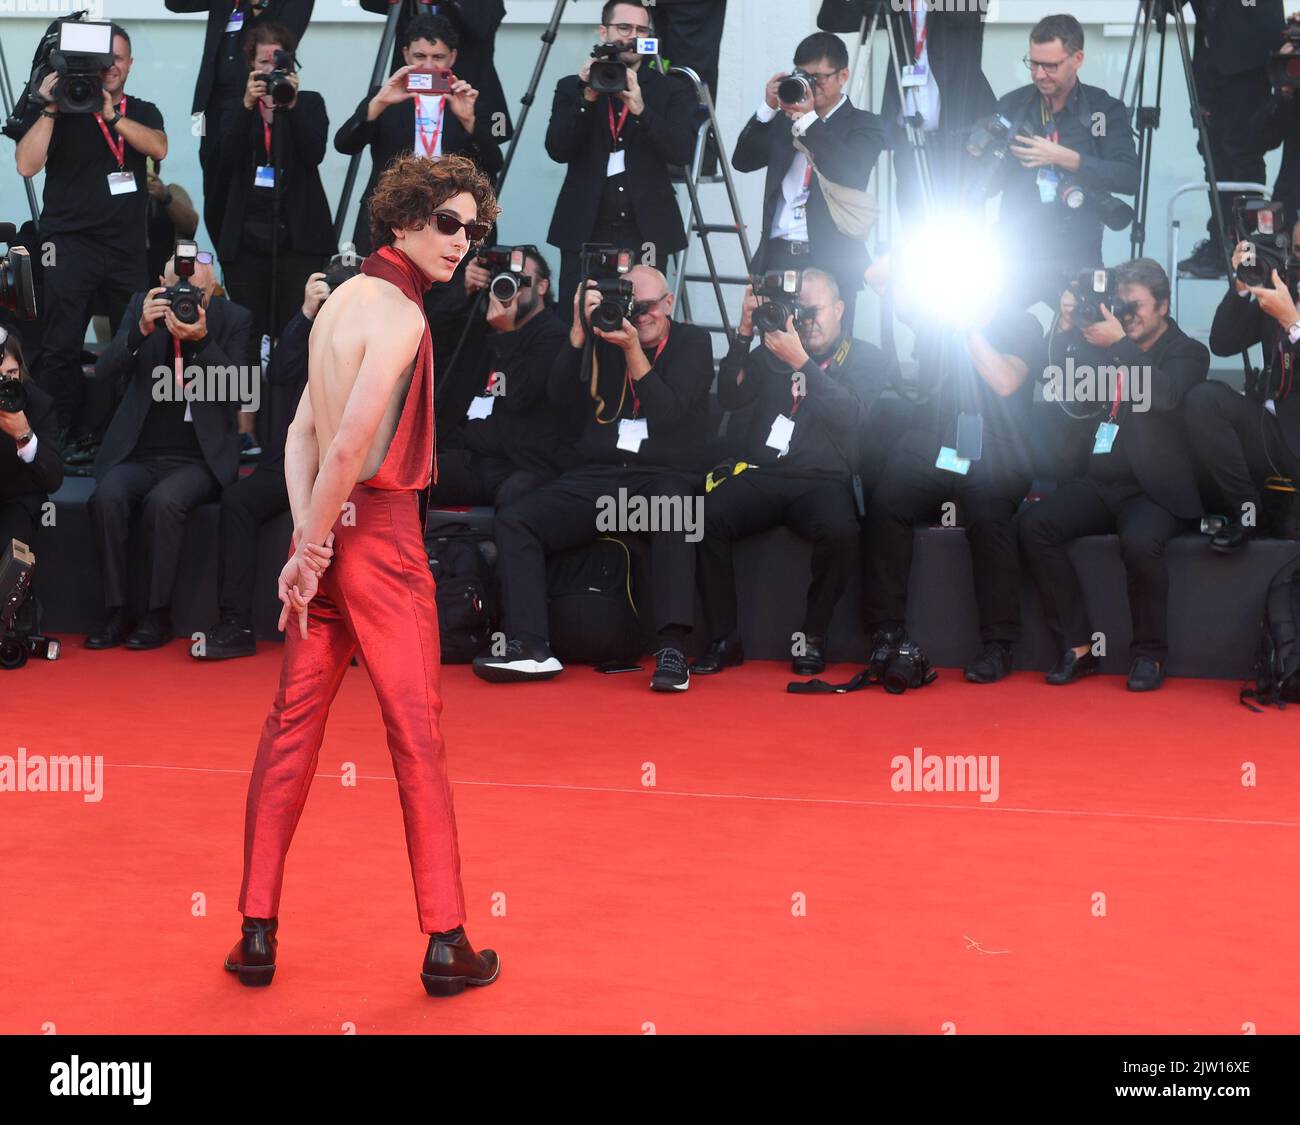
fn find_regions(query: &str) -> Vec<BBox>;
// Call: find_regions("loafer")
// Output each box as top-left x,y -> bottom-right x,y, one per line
193,617 -> 256,660
791,637 -> 826,677
1045,649 -> 1100,685
964,641 -> 1012,684
691,637 -> 745,675
125,609 -> 173,650
86,607 -> 131,650
223,916 -> 278,987
1127,656 -> 1165,692
421,926 -> 500,997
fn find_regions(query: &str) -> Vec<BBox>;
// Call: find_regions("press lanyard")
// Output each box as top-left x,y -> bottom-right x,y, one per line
911,2 -> 929,60
262,117 -> 272,161
95,95 -> 127,170
793,353 -> 834,417
1040,97 -> 1059,145
417,96 -> 445,158
608,100 -> 630,146
630,325 -> 670,418
174,335 -> 184,392
1109,368 -> 1124,423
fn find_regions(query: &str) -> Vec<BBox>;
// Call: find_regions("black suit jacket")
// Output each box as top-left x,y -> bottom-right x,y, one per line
166,0 -> 317,115
1247,91 -> 1300,226
545,68 -> 697,254
817,0 -> 994,142
1186,0 -> 1285,80
216,92 -> 335,261
731,97 -> 884,292
360,0 -> 512,138
0,380 -> 63,503
1211,288 -> 1300,460
334,87 -> 504,255
93,294 -> 253,487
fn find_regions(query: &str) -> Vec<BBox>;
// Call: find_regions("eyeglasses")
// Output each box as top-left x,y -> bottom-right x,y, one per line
606,21 -> 653,38
631,293 -> 670,318
798,71 -> 840,84
196,251 -> 214,265
797,304 -> 826,318
1023,55 -> 1070,75
432,211 -> 491,244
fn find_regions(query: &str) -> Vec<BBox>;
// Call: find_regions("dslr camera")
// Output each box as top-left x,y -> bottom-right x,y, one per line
0,539 -> 60,671
867,636 -> 937,695
588,37 -> 659,96
477,246 -> 533,302
160,240 -> 204,326
256,48 -> 297,107
580,243 -> 635,333
0,339 -> 28,413
777,70 -> 820,107
0,223 -> 37,321
323,250 -> 362,294
1059,181 -> 1135,232
1268,16 -> 1300,91
1067,268 -> 1138,327
750,269 -> 804,334
1234,199 -> 1296,289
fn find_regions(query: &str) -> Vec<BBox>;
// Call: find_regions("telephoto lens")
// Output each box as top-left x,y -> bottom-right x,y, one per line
777,71 -> 814,106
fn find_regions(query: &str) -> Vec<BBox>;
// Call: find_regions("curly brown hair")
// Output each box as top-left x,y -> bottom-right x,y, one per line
368,153 -> 501,250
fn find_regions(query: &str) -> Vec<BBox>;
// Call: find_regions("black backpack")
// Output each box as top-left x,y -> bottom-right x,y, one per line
1242,551 -> 1300,709
546,536 -> 642,665
426,523 -> 497,664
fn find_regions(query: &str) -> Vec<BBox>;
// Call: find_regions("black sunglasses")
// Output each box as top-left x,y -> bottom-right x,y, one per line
432,211 -> 491,244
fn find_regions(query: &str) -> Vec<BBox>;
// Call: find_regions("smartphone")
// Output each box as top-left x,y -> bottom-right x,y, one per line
955,412 -> 984,462
596,661 -> 643,674
407,68 -> 453,95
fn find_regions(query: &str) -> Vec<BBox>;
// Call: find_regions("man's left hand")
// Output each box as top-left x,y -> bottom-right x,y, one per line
1081,303 -> 1127,348
165,302 -> 208,343
763,316 -> 810,369
1249,268 -> 1300,329
448,78 -> 479,129
1010,133 -> 1071,170
594,318 -> 641,352
620,68 -> 645,116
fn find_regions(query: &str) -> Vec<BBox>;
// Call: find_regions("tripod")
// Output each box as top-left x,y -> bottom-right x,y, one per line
497,0 -> 569,197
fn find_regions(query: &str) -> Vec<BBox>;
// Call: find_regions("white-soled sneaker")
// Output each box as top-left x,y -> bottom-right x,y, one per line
472,638 -> 563,683
650,647 -> 689,692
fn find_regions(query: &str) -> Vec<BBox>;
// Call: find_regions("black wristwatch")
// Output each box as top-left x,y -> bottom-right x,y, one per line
40,107 -> 58,119
106,111 -> 122,127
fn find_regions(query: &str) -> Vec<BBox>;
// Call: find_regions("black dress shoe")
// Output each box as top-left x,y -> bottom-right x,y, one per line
1177,238 -> 1228,279
193,616 -> 256,660
86,607 -> 131,650
964,641 -> 1012,684
224,916 -> 278,987
691,637 -> 745,675
1127,656 -> 1165,692
421,926 -> 500,997
1210,520 -> 1250,553
791,637 -> 826,677
126,609 -> 173,650
1045,649 -> 1101,685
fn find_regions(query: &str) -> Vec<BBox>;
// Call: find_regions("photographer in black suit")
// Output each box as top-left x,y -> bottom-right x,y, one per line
731,31 -> 885,333
696,269 -> 891,678
85,253 -> 251,651
1020,259 -> 1209,692
990,15 -> 1138,309
430,246 -> 573,508
1178,0 -> 1284,278
1184,227 -> 1300,552
817,0 -> 995,229
334,14 -> 503,257
165,0 -> 314,247
0,331 -> 62,554
545,1 -> 697,307
1242,26 -> 1300,243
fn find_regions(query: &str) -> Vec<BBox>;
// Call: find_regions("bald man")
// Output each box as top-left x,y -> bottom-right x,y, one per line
86,250 -> 252,650
474,265 -> 714,692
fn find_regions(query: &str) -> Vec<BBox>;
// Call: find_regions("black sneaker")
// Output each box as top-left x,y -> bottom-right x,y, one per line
239,432 -> 262,461
471,638 -> 563,683
964,640 -> 1012,684
1177,238 -> 1228,279
194,616 -> 256,660
650,647 -> 689,692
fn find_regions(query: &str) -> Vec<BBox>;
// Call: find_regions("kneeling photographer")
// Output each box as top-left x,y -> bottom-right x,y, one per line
1185,205 -> 1300,551
429,245 -> 572,509
695,268 -> 891,678
861,245 -> 1045,685
1020,259 -> 1209,692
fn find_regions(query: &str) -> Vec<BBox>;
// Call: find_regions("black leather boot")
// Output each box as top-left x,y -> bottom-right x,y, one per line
421,926 -> 500,997
224,916 -> 278,987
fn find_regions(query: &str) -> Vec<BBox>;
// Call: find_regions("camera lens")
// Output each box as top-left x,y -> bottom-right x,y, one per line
590,61 -> 627,96
777,74 -> 811,105
883,650 -> 915,695
0,635 -> 27,670
0,250 -> 38,321
172,294 -> 199,325
593,300 -> 626,333
0,378 -> 29,414
490,273 -> 520,302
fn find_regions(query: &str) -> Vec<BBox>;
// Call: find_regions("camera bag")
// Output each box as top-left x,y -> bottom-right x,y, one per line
1241,549 -> 1300,709
425,522 -> 498,664
546,536 -> 642,665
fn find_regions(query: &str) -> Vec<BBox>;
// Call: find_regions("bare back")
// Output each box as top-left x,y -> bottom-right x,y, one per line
307,274 -> 424,483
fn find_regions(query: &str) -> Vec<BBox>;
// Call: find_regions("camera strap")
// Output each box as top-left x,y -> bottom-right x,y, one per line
94,95 -> 126,170
1276,338 -> 1294,400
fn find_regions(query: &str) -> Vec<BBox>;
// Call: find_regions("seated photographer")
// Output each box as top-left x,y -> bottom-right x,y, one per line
13,21 -> 167,440
473,265 -> 713,692
1184,225 -> 1300,552
192,270 -> 323,661
732,31 -> 884,332
217,21 -> 333,352
0,330 -> 63,554
696,269 -> 890,678
861,252 -> 1045,685
1019,259 -> 1209,692
85,251 -> 252,651
429,247 -> 572,509
334,14 -> 503,257
989,15 -> 1137,309
545,1 -> 697,306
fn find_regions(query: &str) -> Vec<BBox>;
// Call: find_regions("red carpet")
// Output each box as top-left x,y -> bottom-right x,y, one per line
2,642 -> 1297,1034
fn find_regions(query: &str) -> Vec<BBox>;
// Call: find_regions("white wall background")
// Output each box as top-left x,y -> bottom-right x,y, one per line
0,0 -> 1264,357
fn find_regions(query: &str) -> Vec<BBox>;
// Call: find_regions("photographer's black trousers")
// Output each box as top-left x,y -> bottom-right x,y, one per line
1194,66 -> 1271,243
493,464 -> 698,646
1183,380 -> 1300,518
35,233 -> 147,433
221,249 -> 325,359
698,471 -> 859,643
430,450 -> 552,511
218,462 -> 290,628
862,428 -> 1027,646
1019,477 -> 1188,663
89,454 -> 221,611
